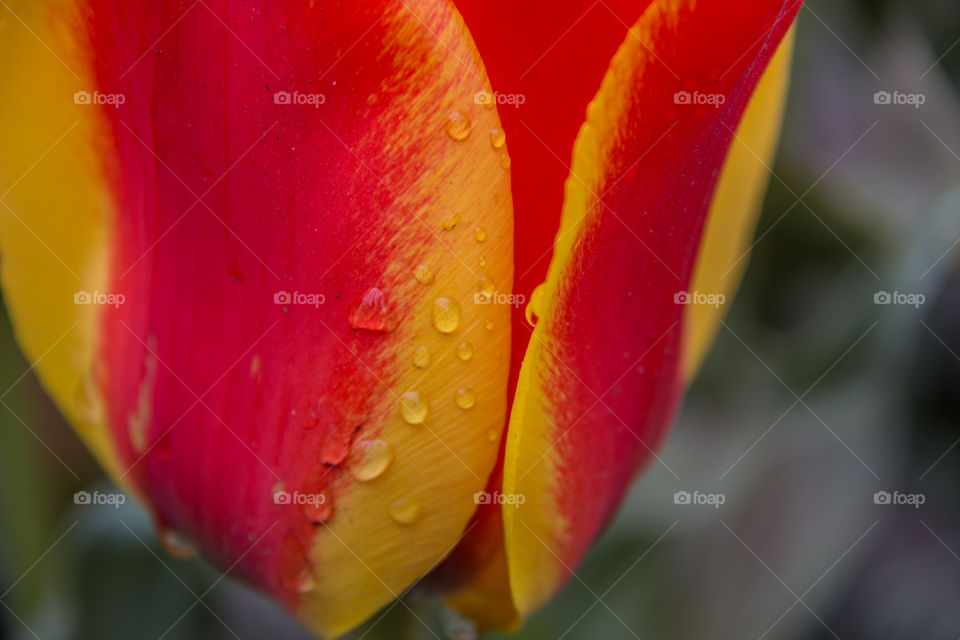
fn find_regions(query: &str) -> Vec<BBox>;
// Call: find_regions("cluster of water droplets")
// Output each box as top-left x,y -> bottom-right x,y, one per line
289,103 -> 510,536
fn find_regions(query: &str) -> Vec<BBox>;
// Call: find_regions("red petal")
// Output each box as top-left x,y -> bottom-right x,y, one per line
54,1 -> 511,635
499,0 -> 802,614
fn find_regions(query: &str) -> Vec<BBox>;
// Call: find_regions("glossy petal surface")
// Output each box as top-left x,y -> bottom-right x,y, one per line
502,0 -> 802,615
0,1 -> 514,636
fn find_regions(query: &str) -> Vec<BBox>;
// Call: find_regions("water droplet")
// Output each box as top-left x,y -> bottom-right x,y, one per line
413,264 -> 434,285
499,152 -> 511,169
526,283 -> 546,326
431,297 -> 461,333
413,345 -> 431,369
478,277 -> 495,298
128,346 -> 158,454
293,568 -> 316,593
445,110 -> 471,141
478,257 -> 487,267
349,287 -> 398,333
159,527 -> 198,560
456,341 -> 473,361
74,378 -> 100,423
128,415 -> 148,454
586,99 -> 599,122
489,128 -> 505,149
350,439 -> 394,481
400,391 -> 429,424
389,497 -> 422,525
487,429 -> 498,442
455,388 -> 476,410
485,320 -> 494,331
441,212 -> 461,230
249,354 -> 261,377
303,492 -> 333,524
474,226 -> 487,243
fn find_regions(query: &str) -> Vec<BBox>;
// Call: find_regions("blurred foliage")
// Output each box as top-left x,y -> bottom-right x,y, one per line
1,0 -> 959,638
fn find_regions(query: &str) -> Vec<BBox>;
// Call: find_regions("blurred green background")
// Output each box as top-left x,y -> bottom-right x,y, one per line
2,0 -> 960,638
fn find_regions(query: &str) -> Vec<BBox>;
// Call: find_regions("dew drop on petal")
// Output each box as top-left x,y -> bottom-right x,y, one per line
303,492 -> 333,524
389,497 -> 421,525
445,110 -> 471,141
349,287 -> 397,333
158,527 -> 198,560
526,283 -> 546,326
350,439 -> 394,481
441,212 -> 461,230
431,297 -> 461,333
455,388 -> 476,410
456,341 -> 473,361
474,226 -> 487,243
478,277 -> 495,298
75,378 -> 100,423
485,320 -> 494,331
489,127 -> 505,149
487,429 -> 498,442
400,391 -> 429,424
293,568 -> 316,594
413,345 -> 431,369
128,415 -> 148,454
413,264 -> 434,285
499,151 -> 511,169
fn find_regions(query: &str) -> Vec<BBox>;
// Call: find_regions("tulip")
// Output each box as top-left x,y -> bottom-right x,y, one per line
0,0 -> 800,636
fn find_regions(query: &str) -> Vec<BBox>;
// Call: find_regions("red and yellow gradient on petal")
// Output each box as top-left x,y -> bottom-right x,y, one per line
0,0 -> 513,637
501,0 -> 801,616
0,0 -> 122,479
441,23 -> 798,632
683,26 -> 795,380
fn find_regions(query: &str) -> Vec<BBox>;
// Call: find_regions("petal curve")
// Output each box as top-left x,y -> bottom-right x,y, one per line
502,0 -> 802,615
0,1 -> 514,636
